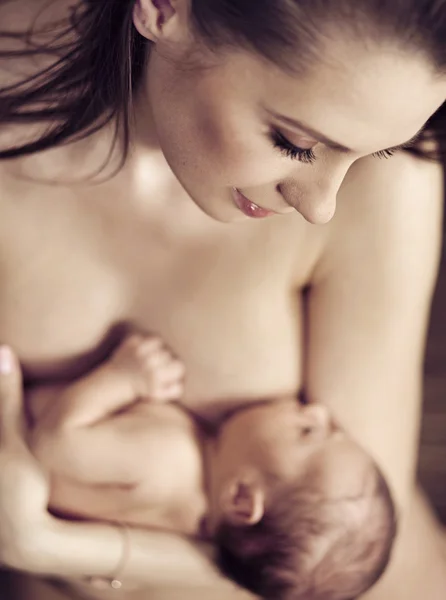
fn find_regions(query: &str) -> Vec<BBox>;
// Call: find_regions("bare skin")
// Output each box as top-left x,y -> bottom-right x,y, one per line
29,333 -> 208,534
29,331 -> 378,550
2,131 -> 444,600
1,1 -> 446,600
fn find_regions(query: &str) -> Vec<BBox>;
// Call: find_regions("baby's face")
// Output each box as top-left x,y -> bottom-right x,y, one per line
207,398 -> 374,532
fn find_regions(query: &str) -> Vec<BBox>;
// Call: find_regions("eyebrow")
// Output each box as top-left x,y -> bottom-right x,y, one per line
267,109 -> 424,154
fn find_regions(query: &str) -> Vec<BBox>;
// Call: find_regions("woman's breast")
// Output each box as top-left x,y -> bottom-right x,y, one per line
0,193 -> 305,414
0,263 -> 304,414
141,282 -> 304,416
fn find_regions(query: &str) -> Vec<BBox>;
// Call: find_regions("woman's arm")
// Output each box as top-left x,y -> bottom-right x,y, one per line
306,152 -> 443,508
304,153 -> 445,598
32,518 -> 222,585
0,349 -> 252,596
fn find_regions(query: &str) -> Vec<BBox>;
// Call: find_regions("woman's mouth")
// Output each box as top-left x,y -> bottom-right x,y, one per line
232,188 -> 278,219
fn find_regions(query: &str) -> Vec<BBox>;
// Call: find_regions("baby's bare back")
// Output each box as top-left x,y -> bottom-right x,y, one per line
30,335 -> 206,533
50,402 -> 204,530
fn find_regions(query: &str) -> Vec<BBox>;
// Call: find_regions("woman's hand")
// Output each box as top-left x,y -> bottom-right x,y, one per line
0,345 -> 53,573
0,346 -> 228,589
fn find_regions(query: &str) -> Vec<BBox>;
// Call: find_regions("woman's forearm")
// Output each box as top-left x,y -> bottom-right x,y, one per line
28,518 -> 227,588
23,385 -> 240,591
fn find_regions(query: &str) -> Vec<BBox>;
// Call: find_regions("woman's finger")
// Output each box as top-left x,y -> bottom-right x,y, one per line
0,345 -> 25,446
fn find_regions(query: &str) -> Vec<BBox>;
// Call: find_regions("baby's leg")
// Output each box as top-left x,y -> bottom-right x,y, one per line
37,334 -> 184,431
31,334 -> 184,484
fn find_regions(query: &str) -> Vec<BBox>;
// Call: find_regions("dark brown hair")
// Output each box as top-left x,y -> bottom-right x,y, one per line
215,467 -> 397,600
0,0 -> 445,163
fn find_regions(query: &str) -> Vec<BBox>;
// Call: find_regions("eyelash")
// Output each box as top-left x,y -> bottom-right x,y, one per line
271,129 -> 398,162
372,149 -> 397,159
270,130 -> 317,164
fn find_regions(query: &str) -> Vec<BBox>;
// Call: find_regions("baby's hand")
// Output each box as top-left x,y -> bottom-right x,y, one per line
110,333 -> 185,402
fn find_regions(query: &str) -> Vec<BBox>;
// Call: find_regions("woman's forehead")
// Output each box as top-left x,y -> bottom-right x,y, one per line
214,39 -> 446,155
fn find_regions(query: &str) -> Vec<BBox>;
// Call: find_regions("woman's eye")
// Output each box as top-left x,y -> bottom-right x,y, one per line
372,149 -> 396,160
270,129 -> 317,164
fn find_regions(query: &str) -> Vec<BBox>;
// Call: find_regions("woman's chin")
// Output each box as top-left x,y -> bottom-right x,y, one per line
190,197 -> 246,224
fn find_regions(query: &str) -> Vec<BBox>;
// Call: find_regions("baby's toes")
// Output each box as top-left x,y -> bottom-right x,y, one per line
150,359 -> 185,401
162,359 -> 185,383
156,380 -> 184,402
142,346 -> 175,372
135,336 -> 165,358
111,334 -> 162,368
112,334 -> 185,400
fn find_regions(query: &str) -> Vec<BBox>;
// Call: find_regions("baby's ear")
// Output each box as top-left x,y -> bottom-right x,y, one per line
220,473 -> 265,526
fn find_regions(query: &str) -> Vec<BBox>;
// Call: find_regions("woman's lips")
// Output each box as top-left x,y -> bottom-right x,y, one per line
232,188 -> 278,219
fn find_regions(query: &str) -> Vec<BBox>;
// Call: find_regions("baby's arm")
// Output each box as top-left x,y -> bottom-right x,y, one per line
30,334 -> 184,485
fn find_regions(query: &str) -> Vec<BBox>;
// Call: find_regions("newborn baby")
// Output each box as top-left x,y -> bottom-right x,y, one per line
29,333 -> 397,600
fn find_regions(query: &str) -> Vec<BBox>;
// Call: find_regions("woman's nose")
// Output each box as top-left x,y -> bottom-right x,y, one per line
278,162 -> 351,224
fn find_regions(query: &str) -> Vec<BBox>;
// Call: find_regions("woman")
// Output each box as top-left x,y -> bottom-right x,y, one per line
0,1 -> 445,599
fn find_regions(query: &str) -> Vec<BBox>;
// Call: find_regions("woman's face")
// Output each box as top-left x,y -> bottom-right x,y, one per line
137,20 -> 446,224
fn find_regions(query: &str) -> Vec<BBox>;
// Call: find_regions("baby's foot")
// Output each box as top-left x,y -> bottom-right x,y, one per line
110,333 -> 185,402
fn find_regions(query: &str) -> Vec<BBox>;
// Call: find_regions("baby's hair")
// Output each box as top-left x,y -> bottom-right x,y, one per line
215,464 -> 397,600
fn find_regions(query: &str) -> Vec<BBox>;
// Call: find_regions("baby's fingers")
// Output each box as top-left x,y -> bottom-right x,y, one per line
0,346 -> 25,447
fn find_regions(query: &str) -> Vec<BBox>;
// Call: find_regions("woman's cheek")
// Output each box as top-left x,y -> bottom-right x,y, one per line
208,127 -> 287,186
219,147 -> 286,187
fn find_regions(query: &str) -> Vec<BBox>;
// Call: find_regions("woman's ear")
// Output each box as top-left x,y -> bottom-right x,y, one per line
220,474 -> 266,526
133,0 -> 181,42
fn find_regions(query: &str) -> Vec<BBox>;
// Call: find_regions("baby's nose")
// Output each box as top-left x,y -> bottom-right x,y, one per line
302,404 -> 333,437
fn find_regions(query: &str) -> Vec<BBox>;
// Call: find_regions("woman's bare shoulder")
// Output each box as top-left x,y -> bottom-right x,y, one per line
316,152 -> 444,277
340,150 -> 442,220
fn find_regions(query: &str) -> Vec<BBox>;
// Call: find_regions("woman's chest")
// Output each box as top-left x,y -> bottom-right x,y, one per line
0,185 -> 321,409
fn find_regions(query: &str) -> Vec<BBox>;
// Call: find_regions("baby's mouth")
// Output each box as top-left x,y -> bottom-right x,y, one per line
198,515 -> 210,539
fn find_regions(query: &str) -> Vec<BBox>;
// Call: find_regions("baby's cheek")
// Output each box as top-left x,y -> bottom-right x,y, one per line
201,479 -> 224,538
203,504 -> 222,540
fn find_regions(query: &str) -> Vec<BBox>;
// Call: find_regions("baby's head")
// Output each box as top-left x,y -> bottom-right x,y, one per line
207,398 -> 397,600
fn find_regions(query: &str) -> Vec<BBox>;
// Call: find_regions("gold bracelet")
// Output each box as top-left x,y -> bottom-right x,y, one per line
86,523 -> 130,590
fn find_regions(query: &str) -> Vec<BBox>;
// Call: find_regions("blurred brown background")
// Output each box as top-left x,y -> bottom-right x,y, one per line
419,246 -> 446,523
